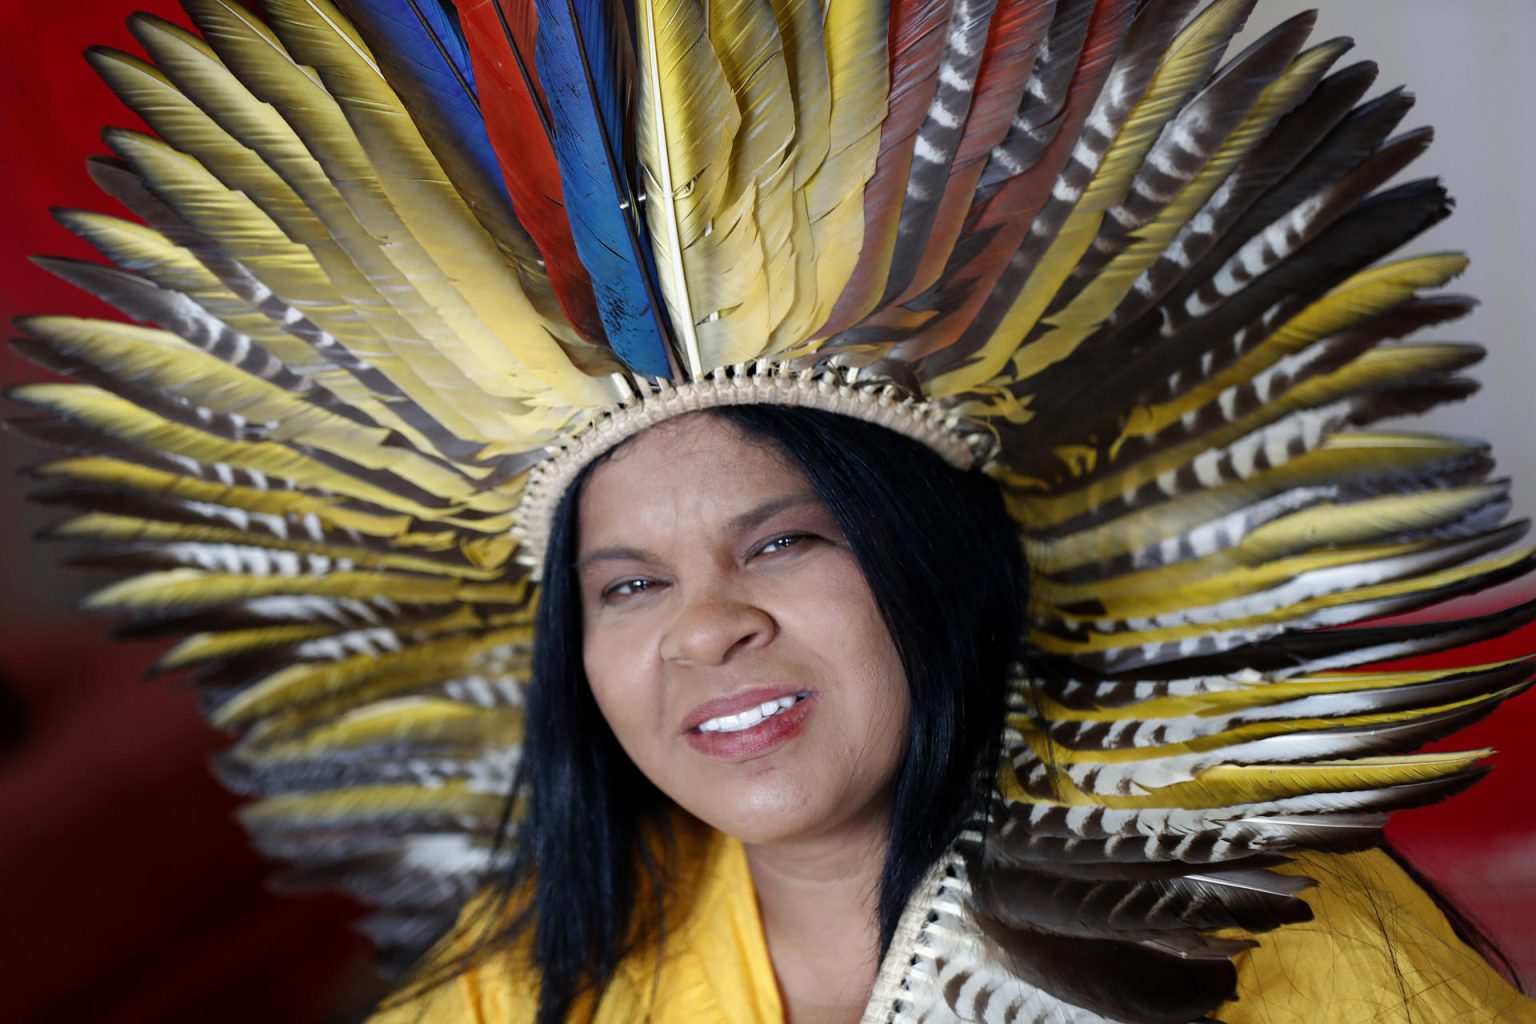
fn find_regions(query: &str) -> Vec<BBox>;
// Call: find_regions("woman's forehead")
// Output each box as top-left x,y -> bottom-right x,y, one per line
600,412 -> 776,465
576,414 -> 815,546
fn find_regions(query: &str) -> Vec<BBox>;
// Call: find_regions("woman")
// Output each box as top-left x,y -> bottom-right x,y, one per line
513,405 -> 1026,1022
364,405 -> 1532,1023
11,0 -> 1536,1020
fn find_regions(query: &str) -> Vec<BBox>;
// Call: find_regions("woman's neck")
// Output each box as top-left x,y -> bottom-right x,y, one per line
744,806 -> 891,1024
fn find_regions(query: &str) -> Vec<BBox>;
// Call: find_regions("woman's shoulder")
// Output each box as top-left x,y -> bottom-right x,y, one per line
1222,847 -> 1535,1023
363,884 -> 540,1024
364,818 -> 779,1024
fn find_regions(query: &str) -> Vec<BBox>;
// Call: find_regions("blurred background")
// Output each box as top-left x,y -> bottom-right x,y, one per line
1,1 -> 1533,1021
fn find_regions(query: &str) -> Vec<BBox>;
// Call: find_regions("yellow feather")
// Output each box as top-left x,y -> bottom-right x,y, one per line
713,0 -> 801,350
56,212 -> 342,386
105,129 -> 541,447
694,197 -> 777,366
1011,685 -> 1519,763
238,699 -> 521,762
634,0 -> 719,376
93,47 -> 320,238
34,456 -> 434,542
1232,483 -> 1503,563
1118,254 -> 1469,445
107,132 -> 348,324
216,625 -> 533,726
763,0 -> 833,345
773,0 -> 831,186
1021,342 -> 1482,527
1001,751 -> 1489,810
633,0 -> 823,364
85,568 -> 530,615
15,384 -> 519,526
239,781 -> 507,825
162,604 -> 513,670
1034,538 -> 1433,619
22,316 -> 506,490
1032,658 -> 1533,724
1029,546 -> 1534,656
52,512 -> 509,580
159,625 -> 338,669
1020,435 -> 1489,571
246,643 -> 532,745
1033,484 -> 1505,611
802,0 -> 887,334
54,229 -> 408,435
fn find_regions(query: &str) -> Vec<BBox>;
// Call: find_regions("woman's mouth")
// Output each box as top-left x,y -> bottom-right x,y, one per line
695,692 -> 810,733
683,689 -> 816,761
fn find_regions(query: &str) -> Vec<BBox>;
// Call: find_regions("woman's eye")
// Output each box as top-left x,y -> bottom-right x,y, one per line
755,533 -> 811,557
603,578 -> 657,602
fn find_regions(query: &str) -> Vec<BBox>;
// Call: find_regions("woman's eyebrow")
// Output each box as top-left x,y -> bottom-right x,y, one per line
574,545 -> 654,571
726,491 -> 822,535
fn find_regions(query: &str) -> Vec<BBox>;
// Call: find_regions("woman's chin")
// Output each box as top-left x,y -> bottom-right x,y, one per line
678,774 -> 886,850
673,776 -> 830,848
687,804 -> 812,848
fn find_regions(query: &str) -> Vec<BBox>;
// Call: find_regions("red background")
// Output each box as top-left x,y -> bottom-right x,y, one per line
0,4 -> 1532,1022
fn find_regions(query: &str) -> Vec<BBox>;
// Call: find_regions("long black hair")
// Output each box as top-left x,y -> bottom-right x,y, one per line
510,405 -> 1031,1023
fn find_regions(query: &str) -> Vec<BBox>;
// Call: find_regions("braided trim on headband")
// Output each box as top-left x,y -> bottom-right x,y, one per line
513,364 -> 996,576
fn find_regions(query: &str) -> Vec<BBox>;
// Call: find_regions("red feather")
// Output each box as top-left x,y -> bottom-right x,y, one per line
457,0 -> 603,341
815,0 -> 952,338
900,0 -> 1133,365
893,0 -> 1055,306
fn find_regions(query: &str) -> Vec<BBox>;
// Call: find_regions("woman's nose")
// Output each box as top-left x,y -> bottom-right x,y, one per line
659,587 -> 775,666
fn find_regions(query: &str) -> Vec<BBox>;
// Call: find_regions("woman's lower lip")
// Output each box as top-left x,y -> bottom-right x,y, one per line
683,695 -> 815,762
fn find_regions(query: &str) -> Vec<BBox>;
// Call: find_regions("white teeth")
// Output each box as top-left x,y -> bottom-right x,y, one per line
697,694 -> 803,734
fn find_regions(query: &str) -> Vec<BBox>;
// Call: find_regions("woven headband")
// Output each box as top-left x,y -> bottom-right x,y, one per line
513,364 -> 993,574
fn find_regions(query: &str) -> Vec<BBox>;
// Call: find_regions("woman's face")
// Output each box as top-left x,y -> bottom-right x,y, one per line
575,414 -> 910,847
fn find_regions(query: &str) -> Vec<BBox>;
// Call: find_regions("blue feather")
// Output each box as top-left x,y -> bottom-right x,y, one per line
337,1 -> 517,226
405,0 -> 478,83
533,0 -> 675,377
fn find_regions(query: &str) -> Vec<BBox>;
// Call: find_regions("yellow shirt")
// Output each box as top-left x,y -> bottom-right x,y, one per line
371,826 -> 1534,1023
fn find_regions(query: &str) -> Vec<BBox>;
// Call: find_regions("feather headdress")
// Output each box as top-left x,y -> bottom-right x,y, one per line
10,0 -> 1535,1018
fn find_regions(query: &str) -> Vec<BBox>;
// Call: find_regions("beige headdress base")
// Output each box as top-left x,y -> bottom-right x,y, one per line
513,364 -> 997,576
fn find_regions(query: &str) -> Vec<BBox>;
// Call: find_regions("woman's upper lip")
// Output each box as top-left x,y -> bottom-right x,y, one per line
680,686 -> 810,732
